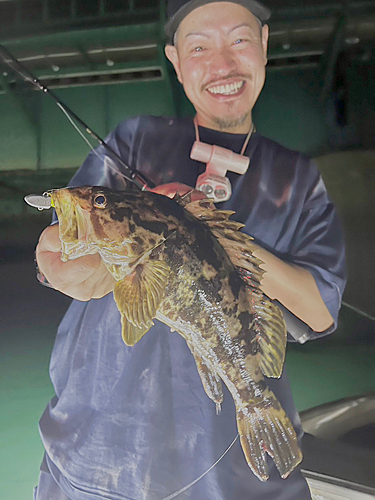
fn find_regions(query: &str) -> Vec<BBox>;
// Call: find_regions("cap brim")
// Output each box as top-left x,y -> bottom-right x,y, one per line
164,0 -> 271,43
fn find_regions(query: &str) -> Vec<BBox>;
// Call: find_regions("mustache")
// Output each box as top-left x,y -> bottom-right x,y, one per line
202,74 -> 251,90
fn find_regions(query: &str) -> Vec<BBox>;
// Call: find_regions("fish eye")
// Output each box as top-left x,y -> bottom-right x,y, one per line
93,194 -> 107,208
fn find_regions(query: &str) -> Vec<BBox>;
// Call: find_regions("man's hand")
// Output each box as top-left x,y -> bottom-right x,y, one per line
36,224 -> 116,301
252,245 -> 334,333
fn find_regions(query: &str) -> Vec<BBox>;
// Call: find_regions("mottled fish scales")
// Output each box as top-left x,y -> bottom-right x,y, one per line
51,186 -> 303,481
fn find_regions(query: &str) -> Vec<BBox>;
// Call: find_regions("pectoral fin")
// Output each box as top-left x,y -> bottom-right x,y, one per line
120,321 -> 153,347
114,260 -> 170,346
188,342 -> 223,413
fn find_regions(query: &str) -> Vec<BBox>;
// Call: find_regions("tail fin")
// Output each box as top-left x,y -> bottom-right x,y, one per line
236,391 -> 303,481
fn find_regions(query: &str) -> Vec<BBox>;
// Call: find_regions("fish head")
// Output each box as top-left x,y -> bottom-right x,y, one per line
50,186 -> 179,270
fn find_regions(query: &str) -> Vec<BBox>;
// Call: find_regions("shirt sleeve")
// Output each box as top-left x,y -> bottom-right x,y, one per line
288,162 -> 346,337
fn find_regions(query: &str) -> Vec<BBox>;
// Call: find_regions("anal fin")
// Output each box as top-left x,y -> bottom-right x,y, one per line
188,342 -> 223,413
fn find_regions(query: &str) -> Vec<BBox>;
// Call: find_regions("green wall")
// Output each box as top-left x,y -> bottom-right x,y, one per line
0,79 -> 176,171
254,68 -> 327,154
0,90 -> 39,170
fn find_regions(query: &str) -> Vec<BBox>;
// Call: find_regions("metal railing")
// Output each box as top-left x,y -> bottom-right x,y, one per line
0,0 -> 161,37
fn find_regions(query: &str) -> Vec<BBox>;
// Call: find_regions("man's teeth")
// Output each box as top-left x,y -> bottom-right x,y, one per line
207,81 -> 244,95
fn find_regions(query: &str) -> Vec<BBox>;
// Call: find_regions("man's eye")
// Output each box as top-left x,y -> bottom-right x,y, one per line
234,39 -> 244,44
194,46 -> 203,52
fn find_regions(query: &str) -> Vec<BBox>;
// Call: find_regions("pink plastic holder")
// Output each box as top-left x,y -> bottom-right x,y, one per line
190,141 -> 250,176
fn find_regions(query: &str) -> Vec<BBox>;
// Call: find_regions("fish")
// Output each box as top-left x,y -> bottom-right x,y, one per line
50,185 -> 303,481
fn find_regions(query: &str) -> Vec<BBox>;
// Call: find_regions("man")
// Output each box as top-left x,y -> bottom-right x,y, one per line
34,1 -> 346,499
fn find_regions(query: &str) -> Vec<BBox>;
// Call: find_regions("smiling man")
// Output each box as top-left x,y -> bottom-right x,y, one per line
165,1 -> 269,133
34,1 -> 346,499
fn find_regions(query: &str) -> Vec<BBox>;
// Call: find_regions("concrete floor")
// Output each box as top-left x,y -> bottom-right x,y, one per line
0,214 -> 374,499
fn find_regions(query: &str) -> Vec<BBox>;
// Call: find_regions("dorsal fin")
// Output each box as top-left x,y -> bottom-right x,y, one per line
172,189 -> 198,207
183,199 -> 264,283
184,199 -> 287,378
246,287 -> 287,378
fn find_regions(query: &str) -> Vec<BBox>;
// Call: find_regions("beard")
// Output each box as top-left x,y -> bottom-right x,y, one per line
212,109 -> 251,132
201,73 -> 254,132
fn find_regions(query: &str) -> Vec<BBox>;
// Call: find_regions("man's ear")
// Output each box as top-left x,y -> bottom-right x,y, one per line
165,45 -> 183,84
261,24 -> 269,64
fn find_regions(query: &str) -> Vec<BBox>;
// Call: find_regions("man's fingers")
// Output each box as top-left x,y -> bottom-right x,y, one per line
90,260 -> 117,299
48,253 -> 101,287
150,182 -> 190,197
53,257 -> 115,300
151,182 -> 205,201
37,224 -> 61,253
35,223 -> 115,301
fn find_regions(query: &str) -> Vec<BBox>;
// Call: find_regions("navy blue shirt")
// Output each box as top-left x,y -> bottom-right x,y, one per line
39,116 -> 345,500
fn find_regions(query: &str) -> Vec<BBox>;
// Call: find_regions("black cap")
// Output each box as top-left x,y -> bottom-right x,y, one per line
165,0 -> 271,44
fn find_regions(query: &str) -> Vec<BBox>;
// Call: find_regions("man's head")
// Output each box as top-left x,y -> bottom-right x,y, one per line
165,0 -> 270,133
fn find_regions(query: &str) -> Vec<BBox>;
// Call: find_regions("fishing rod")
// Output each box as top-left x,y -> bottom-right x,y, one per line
0,44 -> 153,191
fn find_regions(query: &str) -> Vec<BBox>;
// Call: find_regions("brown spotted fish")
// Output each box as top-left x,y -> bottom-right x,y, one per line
50,185 -> 303,481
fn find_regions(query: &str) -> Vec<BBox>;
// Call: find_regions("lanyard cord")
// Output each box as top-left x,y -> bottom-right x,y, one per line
193,116 -> 254,155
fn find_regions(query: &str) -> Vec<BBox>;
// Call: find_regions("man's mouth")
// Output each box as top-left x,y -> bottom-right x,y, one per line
207,80 -> 244,96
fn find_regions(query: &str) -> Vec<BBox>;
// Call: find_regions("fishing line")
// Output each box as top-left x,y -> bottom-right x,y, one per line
160,434 -> 239,500
342,301 -> 375,322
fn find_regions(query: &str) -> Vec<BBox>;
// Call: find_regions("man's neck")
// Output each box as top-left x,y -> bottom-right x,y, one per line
195,113 -> 253,134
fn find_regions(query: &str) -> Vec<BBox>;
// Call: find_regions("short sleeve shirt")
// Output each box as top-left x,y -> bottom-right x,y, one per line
39,116 -> 345,500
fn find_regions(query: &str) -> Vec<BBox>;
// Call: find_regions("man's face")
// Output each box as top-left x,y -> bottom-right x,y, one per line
165,2 -> 269,133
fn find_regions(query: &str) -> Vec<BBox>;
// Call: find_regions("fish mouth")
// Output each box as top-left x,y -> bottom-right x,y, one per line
51,188 -> 95,261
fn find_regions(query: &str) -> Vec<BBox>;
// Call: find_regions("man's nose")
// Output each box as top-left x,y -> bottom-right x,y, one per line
209,48 -> 237,76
